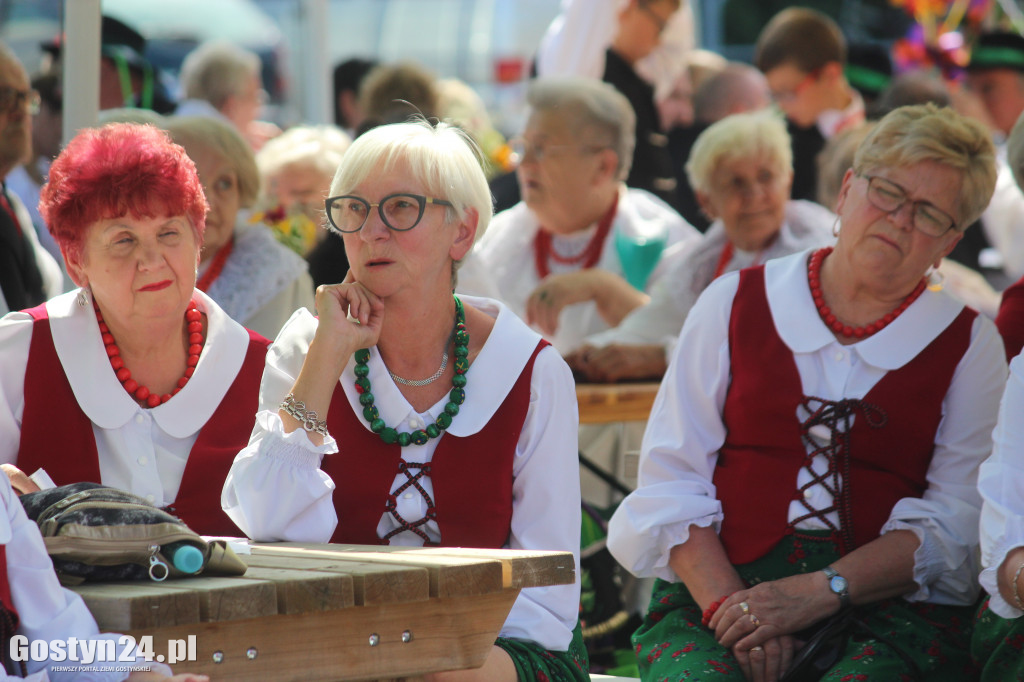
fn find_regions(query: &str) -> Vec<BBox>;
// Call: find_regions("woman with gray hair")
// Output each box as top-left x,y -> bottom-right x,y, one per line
165,116 -> 314,339
255,124 -> 351,256
176,40 -> 278,149
569,109 -> 834,382
608,104 -> 1005,681
223,120 -> 588,681
461,76 -> 698,354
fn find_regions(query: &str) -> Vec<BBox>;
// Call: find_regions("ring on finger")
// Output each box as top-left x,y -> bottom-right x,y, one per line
749,646 -> 764,653
749,614 -> 761,627
538,290 -> 550,302
739,601 -> 751,615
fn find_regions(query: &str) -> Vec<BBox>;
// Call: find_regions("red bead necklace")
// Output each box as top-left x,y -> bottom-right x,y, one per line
196,237 -> 234,292
95,302 -> 204,408
533,194 -> 619,279
808,247 -> 926,339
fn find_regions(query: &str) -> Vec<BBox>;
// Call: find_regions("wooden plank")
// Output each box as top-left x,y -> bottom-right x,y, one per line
148,577 -> 277,623
575,382 -> 659,424
126,588 -> 521,681
244,552 -> 429,606
240,566 -> 354,614
73,581 -> 200,631
252,544 -> 504,599
260,543 -> 576,590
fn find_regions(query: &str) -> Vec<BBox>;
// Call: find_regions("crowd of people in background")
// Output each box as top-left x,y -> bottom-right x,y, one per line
5,0 -> 1024,680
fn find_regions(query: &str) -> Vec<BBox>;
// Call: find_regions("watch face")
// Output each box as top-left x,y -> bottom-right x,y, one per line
830,576 -> 849,594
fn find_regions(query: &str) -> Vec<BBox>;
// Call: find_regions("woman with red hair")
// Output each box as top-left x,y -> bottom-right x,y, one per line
0,123 -> 269,536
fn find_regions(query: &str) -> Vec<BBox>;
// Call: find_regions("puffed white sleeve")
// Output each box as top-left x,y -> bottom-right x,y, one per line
978,351 -> 1024,618
0,311 -> 33,466
607,274 -> 738,581
881,314 -> 1008,605
4,477 -> 172,682
221,309 -> 340,542
498,345 -> 582,651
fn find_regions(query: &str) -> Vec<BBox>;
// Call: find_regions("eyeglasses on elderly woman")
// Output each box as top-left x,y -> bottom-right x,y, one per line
0,86 -> 40,115
325,193 -> 453,233
859,174 -> 958,237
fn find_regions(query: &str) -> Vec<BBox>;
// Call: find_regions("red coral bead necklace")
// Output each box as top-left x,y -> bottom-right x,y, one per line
95,301 -> 204,408
807,247 -> 926,339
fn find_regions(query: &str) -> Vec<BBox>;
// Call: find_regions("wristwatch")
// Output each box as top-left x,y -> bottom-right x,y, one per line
822,566 -> 850,608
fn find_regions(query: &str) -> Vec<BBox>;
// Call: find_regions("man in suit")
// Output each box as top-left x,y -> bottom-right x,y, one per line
0,42 -> 63,316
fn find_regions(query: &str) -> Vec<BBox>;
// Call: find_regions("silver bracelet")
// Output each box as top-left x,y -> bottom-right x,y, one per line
280,394 -> 329,437
1013,561 -> 1024,611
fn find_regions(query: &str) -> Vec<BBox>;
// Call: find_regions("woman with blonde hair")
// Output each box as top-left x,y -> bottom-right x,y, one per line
609,104 -> 1005,680
224,120 -> 588,681
165,116 -> 314,339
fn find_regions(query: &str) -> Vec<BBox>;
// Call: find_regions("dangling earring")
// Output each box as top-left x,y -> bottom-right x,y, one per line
76,286 -> 90,308
926,266 -> 946,292
832,217 -> 841,238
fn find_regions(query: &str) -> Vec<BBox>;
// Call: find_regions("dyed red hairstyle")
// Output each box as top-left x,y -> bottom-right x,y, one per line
40,123 -> 208,262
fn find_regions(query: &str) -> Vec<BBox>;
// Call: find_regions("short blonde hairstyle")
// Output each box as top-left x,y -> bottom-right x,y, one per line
527,76 -> 637,181
164,115 -> 260,208
256,125 -> 351,203
329,119 -> 492,255
853,103 -> 996,228
685,110 -> 792,195
179,41 -> 260,109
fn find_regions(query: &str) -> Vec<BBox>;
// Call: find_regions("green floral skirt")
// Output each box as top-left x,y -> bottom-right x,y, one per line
496,621 -> 591,681
633,532 -> 976,681
971,596 -> 1024,681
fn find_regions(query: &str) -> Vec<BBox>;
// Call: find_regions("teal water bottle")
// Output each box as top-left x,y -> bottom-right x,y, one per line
163,542 -> 204,574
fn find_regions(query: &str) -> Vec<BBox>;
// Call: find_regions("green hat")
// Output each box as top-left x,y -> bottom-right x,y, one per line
969,32 -> 1024,72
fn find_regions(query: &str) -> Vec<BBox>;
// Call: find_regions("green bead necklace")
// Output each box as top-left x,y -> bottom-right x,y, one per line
354,295 -> 469,446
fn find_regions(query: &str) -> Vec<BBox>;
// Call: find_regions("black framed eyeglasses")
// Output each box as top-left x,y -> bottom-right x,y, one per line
0,87 -> 40,116
324,193 -> 454,233
859,174 -> 957,237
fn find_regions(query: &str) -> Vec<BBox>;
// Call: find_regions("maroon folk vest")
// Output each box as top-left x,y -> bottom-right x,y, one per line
17,305 -> 270,536
714,267 -> 975,564
322,341 -> 549,548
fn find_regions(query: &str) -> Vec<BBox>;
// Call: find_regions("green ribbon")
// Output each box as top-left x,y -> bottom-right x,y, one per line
970,45 -> 1024,70
844,64 -> 891,94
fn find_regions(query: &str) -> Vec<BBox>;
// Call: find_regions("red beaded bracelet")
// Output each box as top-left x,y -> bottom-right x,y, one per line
701,595 -> 731,627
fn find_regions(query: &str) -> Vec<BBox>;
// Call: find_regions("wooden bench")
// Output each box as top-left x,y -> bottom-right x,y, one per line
71,542 -> 575,681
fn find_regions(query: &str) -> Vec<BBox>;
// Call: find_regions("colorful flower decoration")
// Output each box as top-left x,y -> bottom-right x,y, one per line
889,0 -> 995,78
250,204 -> 320,256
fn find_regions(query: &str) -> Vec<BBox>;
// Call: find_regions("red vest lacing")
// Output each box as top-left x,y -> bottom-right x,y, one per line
714,265 -> 974,564
323,340 -> 549,548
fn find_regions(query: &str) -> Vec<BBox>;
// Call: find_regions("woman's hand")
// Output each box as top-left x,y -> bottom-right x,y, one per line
312,279 -> 385,361
279,278 -> 385,443
1,464 -> 40,495
711,572 -> 834,653
731,633 -> 797,682
566,343 -> 667,382
526,272 -> 599,336
527,270 -> 648,336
